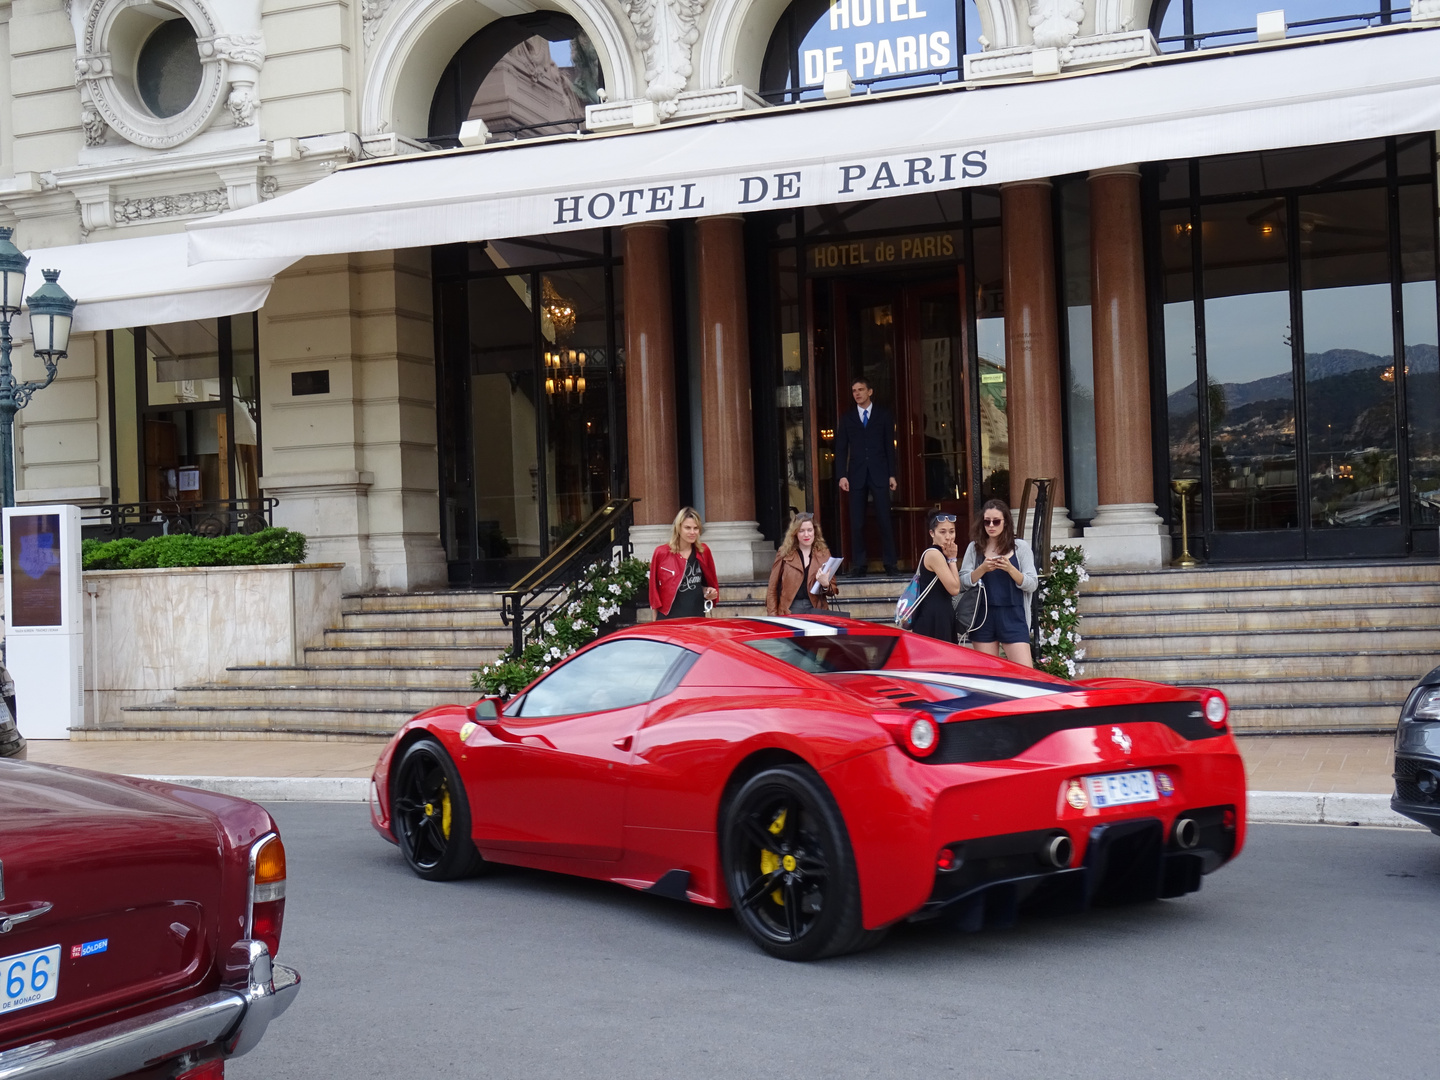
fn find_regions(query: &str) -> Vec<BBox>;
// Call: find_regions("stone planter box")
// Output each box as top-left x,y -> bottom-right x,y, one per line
1,563 -> 344,730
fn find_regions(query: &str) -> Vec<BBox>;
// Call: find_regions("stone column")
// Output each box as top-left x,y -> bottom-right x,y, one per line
695,216 -> 771,580
1000,180 -> 1075,538
1084,165 -> 1168,567
622,223 -> 681,555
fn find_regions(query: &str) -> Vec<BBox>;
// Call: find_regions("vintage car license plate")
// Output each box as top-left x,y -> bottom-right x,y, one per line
1085,769 -> 1159,808
0,945 -> 60,1016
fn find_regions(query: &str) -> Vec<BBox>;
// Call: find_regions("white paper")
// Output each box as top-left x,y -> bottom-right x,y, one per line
812,557 -> 843,593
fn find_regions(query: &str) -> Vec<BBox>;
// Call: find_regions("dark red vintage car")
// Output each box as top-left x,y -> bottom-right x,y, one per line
0,760 -> 299,1078
371,616 -> 1247,960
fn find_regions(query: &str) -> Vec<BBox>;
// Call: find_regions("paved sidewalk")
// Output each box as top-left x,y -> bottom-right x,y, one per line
21,731 -> 1397,793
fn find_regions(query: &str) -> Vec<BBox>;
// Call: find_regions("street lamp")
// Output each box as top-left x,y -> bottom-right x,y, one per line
0,227 -> 76,507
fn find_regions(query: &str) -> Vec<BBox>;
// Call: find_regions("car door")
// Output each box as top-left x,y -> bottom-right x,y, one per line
468,638 -> 695,861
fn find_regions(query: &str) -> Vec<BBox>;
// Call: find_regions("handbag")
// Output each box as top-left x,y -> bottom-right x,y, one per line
894,569 -> 939,630
952,582 -> 988,641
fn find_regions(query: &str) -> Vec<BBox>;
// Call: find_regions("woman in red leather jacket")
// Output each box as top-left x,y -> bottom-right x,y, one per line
649,506 -> 719,619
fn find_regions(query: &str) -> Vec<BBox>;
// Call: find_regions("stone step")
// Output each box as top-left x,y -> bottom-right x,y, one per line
340,610 -> 512,631
68,728 -> 390,743
717,578 -> 908,602
1080,582 -> 1440,614
710,600 -> 898,620
321,627 -> 513,648
221,664 -> 479,689
174,684 -> 467,710
344,591 -> 505,613
1081,651 -> 1435,681
305,645 -> 504,668
1227,702 -> 1399,733
1219,676 -> 1416,707
1084,562 -> 1440,593
116,704 -> 414,736
1082,604 -> 1434,636
1084,626 -> 1440,658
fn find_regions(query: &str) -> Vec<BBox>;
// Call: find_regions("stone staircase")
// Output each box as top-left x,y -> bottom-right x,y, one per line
94,563 -> 1438,739
1079,562 -> 1440,734
105,591 -> 512,739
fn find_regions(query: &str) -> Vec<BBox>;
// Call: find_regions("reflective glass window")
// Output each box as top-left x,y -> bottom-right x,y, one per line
517,639 -> 692,716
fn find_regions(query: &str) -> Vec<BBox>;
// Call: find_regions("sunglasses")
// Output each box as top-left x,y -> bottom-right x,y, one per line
930,514 -> 957,523
983,517 -> 1006,526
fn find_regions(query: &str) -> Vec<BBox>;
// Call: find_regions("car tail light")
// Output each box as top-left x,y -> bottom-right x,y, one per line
873,710 -> 942,758
248,833 -> 287,959
1202,692 -> 1228,728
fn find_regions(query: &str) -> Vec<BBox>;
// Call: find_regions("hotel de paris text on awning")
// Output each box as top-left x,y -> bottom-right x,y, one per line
170,26 -> 1432,264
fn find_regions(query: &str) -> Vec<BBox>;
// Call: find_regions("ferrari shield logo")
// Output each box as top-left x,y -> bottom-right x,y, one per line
1110,727 -> 1132,755
18,533 -> 57,580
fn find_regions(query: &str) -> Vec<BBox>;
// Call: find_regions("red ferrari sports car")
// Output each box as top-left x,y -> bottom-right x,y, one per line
370,616 -> 1246,960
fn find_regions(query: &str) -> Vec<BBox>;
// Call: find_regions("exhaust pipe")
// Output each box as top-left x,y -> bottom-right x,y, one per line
1173,817 -> 1200,850
1040,834 -> 1073,869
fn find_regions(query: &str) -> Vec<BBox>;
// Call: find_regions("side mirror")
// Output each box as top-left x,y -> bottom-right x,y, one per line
468,697 -> 503,722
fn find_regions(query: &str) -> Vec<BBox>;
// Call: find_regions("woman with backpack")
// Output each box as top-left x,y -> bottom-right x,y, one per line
959,499 -> 1039,666
906,510 -> 964,643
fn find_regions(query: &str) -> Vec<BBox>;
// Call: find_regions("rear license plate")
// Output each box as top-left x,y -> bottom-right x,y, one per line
1085,770 -> 1158,808
1,945 -> 60,1016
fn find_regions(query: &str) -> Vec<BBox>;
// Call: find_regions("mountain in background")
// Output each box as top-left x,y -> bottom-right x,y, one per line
1168,344 -> 1439,416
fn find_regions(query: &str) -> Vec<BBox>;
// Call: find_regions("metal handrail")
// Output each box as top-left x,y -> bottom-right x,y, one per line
500,497 -> 637,656
81,498 -> 277,540
1015,477 -> 1056,577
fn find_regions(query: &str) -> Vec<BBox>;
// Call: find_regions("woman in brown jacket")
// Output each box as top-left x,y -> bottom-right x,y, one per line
765,513 -> 839,616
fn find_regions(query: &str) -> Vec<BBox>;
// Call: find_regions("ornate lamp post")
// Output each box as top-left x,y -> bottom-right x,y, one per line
0,227 -> 76,507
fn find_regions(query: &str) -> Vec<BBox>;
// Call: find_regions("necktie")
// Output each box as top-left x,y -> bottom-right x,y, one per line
861,408 -> 869,427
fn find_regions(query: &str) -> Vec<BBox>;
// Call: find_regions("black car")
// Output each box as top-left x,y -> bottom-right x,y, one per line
1393,664 -> 1440,834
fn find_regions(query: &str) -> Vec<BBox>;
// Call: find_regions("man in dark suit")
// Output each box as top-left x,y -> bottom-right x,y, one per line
834,377 -> 898,575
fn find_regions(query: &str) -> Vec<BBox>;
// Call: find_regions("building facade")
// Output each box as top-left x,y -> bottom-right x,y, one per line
1,0 -> 1437,591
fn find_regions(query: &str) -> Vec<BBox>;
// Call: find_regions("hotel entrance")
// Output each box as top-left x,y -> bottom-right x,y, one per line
817,272 -> 972,570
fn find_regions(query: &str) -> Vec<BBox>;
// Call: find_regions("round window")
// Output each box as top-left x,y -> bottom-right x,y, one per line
136,19 -> 202,118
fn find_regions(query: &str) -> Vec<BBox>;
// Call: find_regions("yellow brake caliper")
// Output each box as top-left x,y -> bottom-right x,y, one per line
759,808 -> 787,905
440,781 -> 453,840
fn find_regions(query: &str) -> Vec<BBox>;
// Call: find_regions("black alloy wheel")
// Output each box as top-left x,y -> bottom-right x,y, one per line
721,765 -> 882,960
392,737 -> 485,881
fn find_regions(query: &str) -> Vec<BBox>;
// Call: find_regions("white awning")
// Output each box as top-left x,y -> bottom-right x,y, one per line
188,27 -> 1440,264
22,232 -> 296,333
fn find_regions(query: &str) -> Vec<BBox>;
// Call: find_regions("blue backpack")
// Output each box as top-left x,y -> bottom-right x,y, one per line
894,568 -> 939,630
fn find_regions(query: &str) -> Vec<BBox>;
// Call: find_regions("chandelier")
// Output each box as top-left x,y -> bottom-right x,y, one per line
541,278 -> 576,340
545,348 -> 587,400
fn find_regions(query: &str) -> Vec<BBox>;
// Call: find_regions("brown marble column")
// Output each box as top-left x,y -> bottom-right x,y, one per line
1000,180 -> 1072,535
1085,165 -> 1167,565
695,215 -> 769,578
622,223 -> 679,529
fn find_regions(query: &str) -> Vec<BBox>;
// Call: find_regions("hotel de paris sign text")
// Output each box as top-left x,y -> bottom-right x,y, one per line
550,149 -> 990,227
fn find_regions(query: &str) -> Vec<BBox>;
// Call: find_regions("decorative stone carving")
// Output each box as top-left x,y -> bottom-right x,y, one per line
1029,0 -> 1085,50
261,176 -> 279,198
71,0 -> 264,150
80,106 -> 108,147
113,189 -> 227,224
362,0 -> 396,50
586,85 -> 764,131
625,0 -> 708,118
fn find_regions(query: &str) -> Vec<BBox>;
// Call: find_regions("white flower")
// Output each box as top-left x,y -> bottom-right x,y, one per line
498,685 -> 508,696
1075,648 -> 1086,660
608,583 -> 621,595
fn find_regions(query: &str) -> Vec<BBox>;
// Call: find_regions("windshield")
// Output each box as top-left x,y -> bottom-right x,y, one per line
746,634 -> 899,673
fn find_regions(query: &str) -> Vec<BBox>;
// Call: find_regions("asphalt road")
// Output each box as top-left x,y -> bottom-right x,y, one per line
231,805 -> 1440,1080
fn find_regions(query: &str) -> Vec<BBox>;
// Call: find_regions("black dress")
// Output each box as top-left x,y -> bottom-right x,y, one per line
909,545 -> 957,643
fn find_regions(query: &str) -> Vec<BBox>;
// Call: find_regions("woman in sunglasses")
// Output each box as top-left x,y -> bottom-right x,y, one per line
959,499 -> 1038,666
765,513 -> 839,616
909,510 -> 965,643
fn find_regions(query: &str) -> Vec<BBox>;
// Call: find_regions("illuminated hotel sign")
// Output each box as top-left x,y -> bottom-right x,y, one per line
798,0 -> 956,86
807,231 -> 960,273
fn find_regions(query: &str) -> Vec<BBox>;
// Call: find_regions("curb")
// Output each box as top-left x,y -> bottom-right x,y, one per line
129,775 -> 1427,829
131,775 -> 369,802
1248,790 -> 1424,830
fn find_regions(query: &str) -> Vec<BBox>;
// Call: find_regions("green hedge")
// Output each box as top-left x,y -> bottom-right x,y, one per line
80,527 -> 308,570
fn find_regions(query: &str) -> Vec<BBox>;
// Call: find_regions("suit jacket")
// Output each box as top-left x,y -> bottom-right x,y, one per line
834,402 -> 897,486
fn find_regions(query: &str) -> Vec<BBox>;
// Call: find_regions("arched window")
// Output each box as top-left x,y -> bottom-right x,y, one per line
760,0 -> 982,104
429,13 -> 604,146
1151,0 -> 1407,53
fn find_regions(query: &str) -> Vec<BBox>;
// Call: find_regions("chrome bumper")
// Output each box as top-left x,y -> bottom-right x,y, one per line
0,940 -> 299,1080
